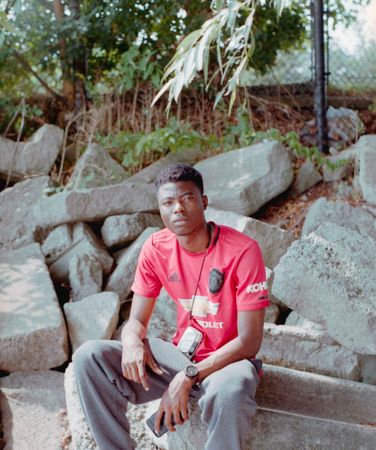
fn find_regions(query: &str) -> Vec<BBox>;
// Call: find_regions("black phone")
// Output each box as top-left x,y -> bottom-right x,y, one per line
146,411 -> 174,438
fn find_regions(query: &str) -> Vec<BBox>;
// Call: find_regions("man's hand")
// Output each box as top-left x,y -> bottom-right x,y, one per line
121,336 -> 163,391
154,371 -> 193,434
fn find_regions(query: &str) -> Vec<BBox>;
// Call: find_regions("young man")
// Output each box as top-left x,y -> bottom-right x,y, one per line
73,163 -> 270,450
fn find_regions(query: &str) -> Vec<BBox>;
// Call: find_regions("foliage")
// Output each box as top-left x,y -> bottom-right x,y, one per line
242,126 -> 348,171
94,107 -> 345,175
154,0 -> 371,113
0,0 -> 209,100
97,118 -> 218,173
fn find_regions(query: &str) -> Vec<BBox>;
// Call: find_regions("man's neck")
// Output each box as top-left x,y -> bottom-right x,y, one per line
176,223 -> 212,253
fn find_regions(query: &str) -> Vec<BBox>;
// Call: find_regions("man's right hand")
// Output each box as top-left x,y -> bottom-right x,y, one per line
121,336 -> 163,391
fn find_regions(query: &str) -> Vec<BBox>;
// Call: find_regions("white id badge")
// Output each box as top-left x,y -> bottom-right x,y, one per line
177,326 -> 203,360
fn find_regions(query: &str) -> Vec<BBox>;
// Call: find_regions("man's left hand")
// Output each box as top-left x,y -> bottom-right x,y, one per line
154,371 -> 193,434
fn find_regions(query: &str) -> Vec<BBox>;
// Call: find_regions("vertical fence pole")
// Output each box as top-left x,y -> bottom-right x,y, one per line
313,0 -> 328,152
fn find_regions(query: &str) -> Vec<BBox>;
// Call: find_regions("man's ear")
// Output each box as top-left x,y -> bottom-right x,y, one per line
202,194 -> 208,210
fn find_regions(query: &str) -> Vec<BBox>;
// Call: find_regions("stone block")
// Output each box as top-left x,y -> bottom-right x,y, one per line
285,311 -> 325,331
257,364 -> 376,424
105,227 -> 160,302
49,223 -> 113,283
322,147 -> 356,181
69,253 -> 103,301
265,303 -> 279,324
259,323 -> 360,380
358,139 -> 376,204
0,370 -> 66,450
0,176 -> 51,251
302,197 -> 376,240
0,124 -> 63,182
195,141 -> 293,216
101,212 -> 163,249
41,224 -> 73,264
0,244 -> 68,371
290,160 -> 322,196
64,292 -> 120,352
272,223 -> 376,354
66,143 -> 129,189
127,148 -> 207,184
33,182 -> 158,229
148,288 -> 177,341
205,207 -> 295,268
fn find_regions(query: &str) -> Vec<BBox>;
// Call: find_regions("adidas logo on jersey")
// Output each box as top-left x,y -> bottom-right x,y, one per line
168,272 -> 180,282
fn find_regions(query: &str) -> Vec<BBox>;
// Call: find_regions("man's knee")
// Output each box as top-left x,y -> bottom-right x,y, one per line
73,339 -> 119,374
200,362 -> 258,411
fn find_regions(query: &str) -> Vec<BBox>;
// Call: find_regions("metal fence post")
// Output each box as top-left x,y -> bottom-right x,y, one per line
312,0 -> 328,153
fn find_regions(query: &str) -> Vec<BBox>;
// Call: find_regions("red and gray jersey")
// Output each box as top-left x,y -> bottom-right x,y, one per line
131,222 -> 270,362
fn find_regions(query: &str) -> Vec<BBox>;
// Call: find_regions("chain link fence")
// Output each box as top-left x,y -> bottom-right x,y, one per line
242,0 -> 376,151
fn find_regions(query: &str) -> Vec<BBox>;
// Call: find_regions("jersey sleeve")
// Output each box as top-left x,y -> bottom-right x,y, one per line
131,237 -> 162,299
235,241 -> 270,311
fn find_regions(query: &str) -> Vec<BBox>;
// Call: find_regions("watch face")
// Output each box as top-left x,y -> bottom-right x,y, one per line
185,365 -> 199,379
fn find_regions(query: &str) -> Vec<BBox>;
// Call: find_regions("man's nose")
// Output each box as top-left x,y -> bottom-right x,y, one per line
173,200 -> 185,213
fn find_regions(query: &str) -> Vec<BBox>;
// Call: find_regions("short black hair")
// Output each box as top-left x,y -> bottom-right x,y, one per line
154,163 -> 204,194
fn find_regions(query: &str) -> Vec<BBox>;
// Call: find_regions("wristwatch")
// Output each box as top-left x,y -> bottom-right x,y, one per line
184,365 -> 199,383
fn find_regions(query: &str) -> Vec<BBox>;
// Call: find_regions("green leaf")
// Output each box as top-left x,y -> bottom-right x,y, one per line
151,78 -> 174,107
176,29 -> 202,54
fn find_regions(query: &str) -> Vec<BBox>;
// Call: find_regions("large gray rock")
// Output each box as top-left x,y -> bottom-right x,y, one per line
272,223 -> 376,354
326,106 -> 365,149
0,124 -> 63,181
101,212 -> 164,249
0,370 -> 66,450
302,197 -> 376,240
0,244 -> 68,371
66,143 -> 129,189
148,288 -> 177,341
49,223 -> 113,283
127,148 -> 207,184
69,253 -> 103,302
41,224 -> 73,264
0,175 -> 51,251
33,182 -> 158,229
285,311 -> 326,332
205,207 -> 295,268
357,136 -> 376,204
64,292 -> 120,352
290,160 -> 322,195
194,141 -> 293,216
259,323 -> 360,380
105,227 -> 160,302
322,146 -> 356,181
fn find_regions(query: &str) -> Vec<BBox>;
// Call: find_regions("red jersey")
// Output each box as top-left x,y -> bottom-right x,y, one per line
131,222 -> 270,362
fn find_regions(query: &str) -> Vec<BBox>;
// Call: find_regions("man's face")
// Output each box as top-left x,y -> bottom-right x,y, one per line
157,181 -> 208,236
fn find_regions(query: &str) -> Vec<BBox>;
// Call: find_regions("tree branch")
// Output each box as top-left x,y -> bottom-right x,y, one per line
12,50 -> 63,99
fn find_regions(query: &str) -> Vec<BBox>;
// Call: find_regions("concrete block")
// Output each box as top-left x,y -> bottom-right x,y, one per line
33,182 -> 158,229
105,227 -> 160,302
49,223 -> 113,284
0,370 -> 66,450
195,141 -> 293,216
0,244 -> 68,371
64,292 -> 120,352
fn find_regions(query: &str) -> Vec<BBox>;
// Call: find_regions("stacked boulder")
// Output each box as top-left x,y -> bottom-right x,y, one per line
1,124 -> 376,449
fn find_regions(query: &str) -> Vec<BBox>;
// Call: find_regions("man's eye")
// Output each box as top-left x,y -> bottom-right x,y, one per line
162,200 -> 173,207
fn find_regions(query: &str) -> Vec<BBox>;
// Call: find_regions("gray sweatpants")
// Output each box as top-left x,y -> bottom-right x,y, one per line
73,338 -> 259,450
